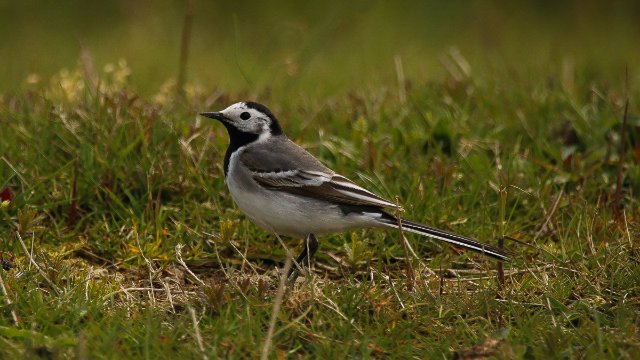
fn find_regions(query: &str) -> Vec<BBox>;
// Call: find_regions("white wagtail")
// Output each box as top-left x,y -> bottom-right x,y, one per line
201,102 -> 509,277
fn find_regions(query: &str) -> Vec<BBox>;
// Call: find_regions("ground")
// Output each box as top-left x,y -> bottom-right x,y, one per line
1,2 -> 640,357
1,59 -> 638,358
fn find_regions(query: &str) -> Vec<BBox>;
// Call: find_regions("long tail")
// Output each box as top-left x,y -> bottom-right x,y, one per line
377,215 -> 510,261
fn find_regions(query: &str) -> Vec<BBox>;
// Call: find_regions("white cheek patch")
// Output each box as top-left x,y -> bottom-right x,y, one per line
237,121 -> 254,133
261,120 -> 271,132
232,116 -> 259,132
258,131 -> 272,142
241,117 -> 270,135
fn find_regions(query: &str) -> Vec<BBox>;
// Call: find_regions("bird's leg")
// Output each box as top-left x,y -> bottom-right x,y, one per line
287,233 -> 319,280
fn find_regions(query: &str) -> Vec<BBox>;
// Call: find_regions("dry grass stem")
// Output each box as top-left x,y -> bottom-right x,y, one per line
261,256 -> 292,360
394,196 -> 415,290
102,287 -> 173,302
228,240 -> 259,275
394,54 -> 407,104
16,232 -> 61,295
274,233 -> 304,278
188,305 -> 209,360
175,244 -> 206,286
534,188 -> 564,241
135,228 -> 157,304
210,240 -> 250,301
0,270 -> 19,326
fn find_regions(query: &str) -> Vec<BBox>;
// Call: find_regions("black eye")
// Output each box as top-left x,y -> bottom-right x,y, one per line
240,112 -> 251,120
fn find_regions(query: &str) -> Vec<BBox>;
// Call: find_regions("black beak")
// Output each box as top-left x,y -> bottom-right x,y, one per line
200,112 -> 227,121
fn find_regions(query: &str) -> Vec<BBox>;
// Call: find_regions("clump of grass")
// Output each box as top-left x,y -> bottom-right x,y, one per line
0,58 -> 639,358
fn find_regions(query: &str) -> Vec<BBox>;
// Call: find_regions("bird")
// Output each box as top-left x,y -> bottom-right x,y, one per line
201,101 -> 510,279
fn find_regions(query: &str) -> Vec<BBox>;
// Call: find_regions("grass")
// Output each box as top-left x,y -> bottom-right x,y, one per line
1,58 -> 638,359
1,3 -> 640,356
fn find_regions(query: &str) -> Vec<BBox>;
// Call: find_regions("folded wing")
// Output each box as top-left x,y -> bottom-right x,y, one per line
240,136 -> 400,209
252,169 -> 400,209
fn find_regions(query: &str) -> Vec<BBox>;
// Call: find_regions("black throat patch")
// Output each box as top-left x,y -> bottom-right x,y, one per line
222,123 -> 259,177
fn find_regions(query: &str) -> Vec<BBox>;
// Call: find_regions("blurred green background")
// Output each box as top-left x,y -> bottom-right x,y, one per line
1,0 -> 639,97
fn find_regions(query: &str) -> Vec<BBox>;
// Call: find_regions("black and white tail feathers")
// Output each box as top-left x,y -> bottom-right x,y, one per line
377,214 -> 510,261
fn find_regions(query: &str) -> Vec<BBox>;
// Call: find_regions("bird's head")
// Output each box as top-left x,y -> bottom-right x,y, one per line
201,101 -> 283,138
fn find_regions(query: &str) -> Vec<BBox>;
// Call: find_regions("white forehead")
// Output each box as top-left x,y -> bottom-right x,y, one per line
221,102 -> 248,113
220,102 -> 265,118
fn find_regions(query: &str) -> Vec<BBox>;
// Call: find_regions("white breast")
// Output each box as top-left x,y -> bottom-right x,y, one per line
225,145 -> 379,238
